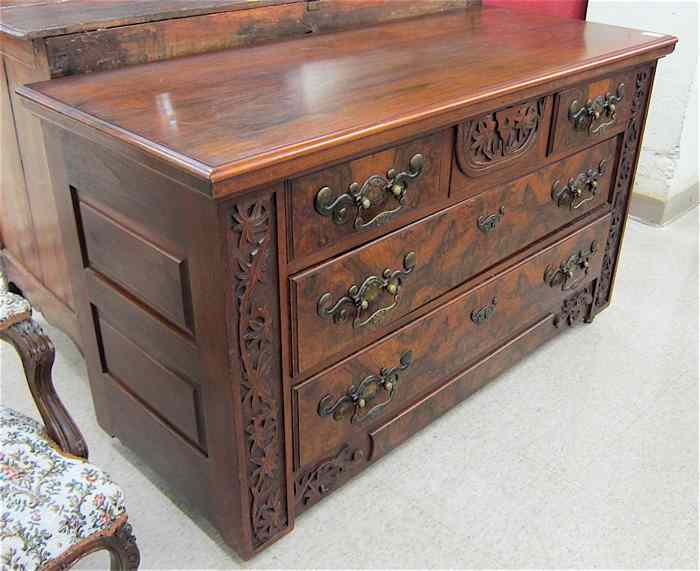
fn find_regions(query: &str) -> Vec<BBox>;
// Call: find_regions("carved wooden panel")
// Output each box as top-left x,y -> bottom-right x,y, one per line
554,282 -> 596,328
456,97 -> 547,177
294,444 -> 365,511
226,194 -> 288,549
595,66 -> 654,309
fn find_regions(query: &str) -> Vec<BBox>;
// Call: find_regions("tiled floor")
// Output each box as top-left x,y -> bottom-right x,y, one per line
2,211 -> 698,569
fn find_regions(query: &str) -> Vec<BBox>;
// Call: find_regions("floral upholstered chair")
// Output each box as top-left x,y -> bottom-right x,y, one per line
0,271 -> 140,570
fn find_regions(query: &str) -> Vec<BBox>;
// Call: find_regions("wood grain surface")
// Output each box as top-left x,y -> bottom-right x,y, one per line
17,8 -> 676,192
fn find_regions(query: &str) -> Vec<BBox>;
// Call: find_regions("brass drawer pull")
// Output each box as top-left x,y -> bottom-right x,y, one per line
317,251 -> 417,329
314,154 -> 425,231
477,207 -> 505,233
552,160 -> 607,210
568,83 -> 625,135
471,297 -> 497,324
544,241 -> 598,291
318,351 -> 413,424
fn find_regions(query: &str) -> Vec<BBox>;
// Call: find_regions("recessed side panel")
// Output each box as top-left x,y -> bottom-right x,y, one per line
78,199 -> 193,333
94,312 -> 204,450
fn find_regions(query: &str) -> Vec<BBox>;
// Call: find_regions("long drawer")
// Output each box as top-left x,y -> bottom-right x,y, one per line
293,213 -> 611,467
291,138 -> 618,373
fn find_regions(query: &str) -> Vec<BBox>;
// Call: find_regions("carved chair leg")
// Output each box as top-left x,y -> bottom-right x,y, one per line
0,318 -> 88,458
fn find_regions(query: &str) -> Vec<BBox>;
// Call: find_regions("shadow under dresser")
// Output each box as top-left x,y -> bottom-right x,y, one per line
16,6 -> 676,560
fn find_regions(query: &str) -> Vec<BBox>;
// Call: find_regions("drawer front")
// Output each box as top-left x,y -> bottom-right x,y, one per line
451,95 -> 553,199
288,131 -> 451,263
294,214 -> 611,467
550,69 -> 635,156
291,138 -> 618,373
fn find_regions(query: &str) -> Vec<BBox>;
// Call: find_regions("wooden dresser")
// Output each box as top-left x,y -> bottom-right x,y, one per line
0,0 -> 468,351
17,6 -> 676,560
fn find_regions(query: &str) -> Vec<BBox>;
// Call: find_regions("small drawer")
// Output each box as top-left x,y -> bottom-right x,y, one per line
290,138 -> 618,374
287,131 -> 451,263
451,95 -> 553,199
550,69 -> 635,156
294,214 -> 611,468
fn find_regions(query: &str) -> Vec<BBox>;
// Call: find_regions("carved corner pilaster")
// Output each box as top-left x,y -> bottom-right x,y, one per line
225,194 -> 289,550
594,65 -> 655,310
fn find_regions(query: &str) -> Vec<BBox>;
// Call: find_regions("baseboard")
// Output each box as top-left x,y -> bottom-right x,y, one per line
629,181 -> 699,226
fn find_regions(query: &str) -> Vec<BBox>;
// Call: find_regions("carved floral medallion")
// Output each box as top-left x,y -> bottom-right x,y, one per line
457,97 -> 546,177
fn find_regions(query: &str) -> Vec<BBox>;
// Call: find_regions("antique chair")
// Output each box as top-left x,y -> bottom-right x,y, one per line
0,271 -> 141,570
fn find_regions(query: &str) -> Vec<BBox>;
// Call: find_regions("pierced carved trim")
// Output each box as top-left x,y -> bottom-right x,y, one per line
227,197 -> 287,548
596,67 -> 654,308
554,283 -> 595,328
294,445 -> 365,509
457,97 -> 546,177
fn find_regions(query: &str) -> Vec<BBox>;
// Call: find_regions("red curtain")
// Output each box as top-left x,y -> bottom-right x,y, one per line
483,0 -> 588,20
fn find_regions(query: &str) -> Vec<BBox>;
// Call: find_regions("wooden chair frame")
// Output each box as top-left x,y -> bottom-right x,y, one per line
1,272 -> 141,570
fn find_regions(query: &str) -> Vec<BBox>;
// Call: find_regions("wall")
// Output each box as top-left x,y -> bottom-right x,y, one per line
587,0 -> 698,225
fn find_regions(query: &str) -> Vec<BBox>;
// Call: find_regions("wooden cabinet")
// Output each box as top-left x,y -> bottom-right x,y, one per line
0,0 -> 468,350
17,5 -> 675,561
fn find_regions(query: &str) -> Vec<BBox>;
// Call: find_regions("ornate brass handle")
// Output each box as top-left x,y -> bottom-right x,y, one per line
318,351 -> 413,424
477,207 -> 505,234
569,83 -> 625,135
552,160 -> 607,210
314,154 -> 425,231
544,241 -> 598,291
471,297 -> 497,324
317,252 -> 417,329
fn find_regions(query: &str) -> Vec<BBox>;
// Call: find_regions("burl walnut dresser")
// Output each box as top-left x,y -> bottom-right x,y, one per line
1,0 -> 469,351
17,4 -> 676,560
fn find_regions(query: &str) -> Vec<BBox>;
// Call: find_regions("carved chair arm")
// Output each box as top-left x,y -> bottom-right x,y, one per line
1,306 -> 89,459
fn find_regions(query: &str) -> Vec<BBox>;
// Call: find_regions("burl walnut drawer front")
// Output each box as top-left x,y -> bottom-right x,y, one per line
290,138 -> 618,374
294,214 -> 611,467
288,131 -> 451,263
550,69 -> 635,156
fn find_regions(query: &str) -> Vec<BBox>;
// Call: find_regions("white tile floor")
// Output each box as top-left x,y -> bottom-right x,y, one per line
2,211 -> 698,569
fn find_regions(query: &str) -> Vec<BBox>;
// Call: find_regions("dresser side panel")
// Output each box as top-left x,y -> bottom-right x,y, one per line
40,122 -> 249,546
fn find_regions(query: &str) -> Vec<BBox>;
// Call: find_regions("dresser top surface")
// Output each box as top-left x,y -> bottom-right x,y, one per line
0,0 -> 296,39
19,7 -> 675,192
